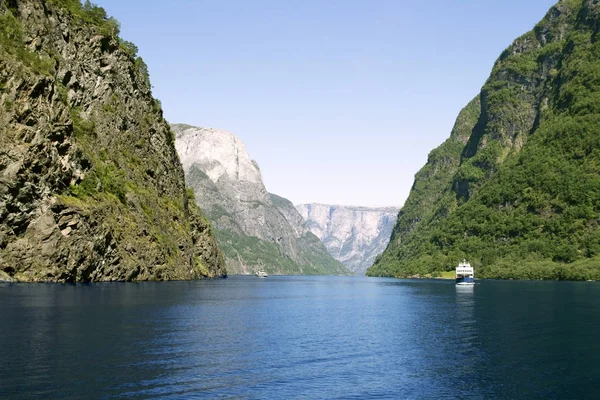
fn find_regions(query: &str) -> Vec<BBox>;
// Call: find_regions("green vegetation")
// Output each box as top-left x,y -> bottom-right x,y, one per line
368,1 -> 600,281
215,230 -> 297,274
215,229 -> 349,276
0,9 -> 53,74
47,0 -> 120,37
186,187 -> 196,201
70,108 -> 96,137
438,271 -> 455,279
205,191 -> 349,276
0,0 -> 224,281
1,0 -> 151,89
69,163 -> 127,203
45,0 -> 152,90
194,256 -> 210,276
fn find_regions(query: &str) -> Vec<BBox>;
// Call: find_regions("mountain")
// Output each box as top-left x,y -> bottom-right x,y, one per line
296,204 -> 399,275
368,0 -> 600,280
0,0 -> 225,282
173,124 -> 350,276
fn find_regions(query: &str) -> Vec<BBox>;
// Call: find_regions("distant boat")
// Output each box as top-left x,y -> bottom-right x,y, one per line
255,271 -> 268,278
456,260 -> 474,285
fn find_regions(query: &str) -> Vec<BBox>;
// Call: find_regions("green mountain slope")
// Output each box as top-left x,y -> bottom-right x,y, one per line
368,0 -> 600,280
0,0 -> 225,281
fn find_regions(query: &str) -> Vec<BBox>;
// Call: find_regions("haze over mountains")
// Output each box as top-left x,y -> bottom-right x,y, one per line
2,0 -> 599,282
297,204 -> 398,275
173,124 -> 350,276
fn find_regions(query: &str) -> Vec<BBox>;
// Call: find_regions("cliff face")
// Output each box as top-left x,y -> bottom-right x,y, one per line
0,0 -> 225,282
173,124 -> 350,276
296,204 -> 399,275
369,0 -> 600,280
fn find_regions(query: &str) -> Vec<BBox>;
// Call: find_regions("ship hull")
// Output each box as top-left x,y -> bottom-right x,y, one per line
455,277 -> 474,285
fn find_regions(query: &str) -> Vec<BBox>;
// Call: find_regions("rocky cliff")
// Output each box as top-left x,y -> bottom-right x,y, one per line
173,124 -> 350,276
0,0 -> 225,282
369,0 -> 600,280
296,204 -> 399,275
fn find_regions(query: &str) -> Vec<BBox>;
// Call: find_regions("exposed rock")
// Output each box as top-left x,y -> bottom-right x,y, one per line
0,0 -> 225,281
296,204 -> 399,275
173,124 -> 350,276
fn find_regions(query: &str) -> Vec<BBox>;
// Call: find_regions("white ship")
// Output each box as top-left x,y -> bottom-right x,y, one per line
456,260 -> 474,285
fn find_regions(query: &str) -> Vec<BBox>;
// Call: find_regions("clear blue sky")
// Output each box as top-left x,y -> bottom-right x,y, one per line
96,0 -> 556,207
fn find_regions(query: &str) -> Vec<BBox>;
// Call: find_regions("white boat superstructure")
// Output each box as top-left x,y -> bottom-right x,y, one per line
456,260 -> 474,285
255,271 -> 268,278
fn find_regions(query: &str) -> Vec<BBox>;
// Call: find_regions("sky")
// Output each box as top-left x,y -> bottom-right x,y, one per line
95,0 -> 556,207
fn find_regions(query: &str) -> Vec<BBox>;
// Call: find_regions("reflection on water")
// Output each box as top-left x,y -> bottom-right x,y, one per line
455,283 -> 475,294
454,283 -> 478,377
1,278 -> 600,399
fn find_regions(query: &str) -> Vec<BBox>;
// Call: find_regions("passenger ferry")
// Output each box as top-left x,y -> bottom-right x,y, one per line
455,260 -> 474,285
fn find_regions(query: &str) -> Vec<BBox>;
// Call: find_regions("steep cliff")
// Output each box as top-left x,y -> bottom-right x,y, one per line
173,124 -> 350,276
0,0 -> 225,282
369,0 -> 600,280
296,204 -> 399,275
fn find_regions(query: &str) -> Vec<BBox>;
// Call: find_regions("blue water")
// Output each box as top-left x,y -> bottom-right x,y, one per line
1,276 -> 600,399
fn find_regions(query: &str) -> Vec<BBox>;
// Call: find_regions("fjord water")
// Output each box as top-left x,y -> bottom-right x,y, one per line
1,277 -> 599,399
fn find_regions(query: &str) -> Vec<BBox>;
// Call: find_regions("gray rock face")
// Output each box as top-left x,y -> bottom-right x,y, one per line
173,124 -> 349,276
0,1 -> 225,282
296,204 -> 399,275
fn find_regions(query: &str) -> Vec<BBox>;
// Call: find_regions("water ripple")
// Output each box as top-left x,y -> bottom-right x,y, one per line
1,278 -> 600,399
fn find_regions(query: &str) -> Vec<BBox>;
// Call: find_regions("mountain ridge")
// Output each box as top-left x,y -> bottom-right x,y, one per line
0,0 -> 225,282
173,124 -> 350,276
297,203 -> 399,275
369,0 -> 600,280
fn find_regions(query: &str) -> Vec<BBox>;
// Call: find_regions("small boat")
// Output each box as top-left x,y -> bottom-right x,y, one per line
456,260 -> 474,285
255,271 -> 268,278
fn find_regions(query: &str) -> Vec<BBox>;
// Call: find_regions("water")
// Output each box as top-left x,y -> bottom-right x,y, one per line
1,276 -> 600,399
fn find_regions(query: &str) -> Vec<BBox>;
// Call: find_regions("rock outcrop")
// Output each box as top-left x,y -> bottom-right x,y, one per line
296,204 -> 399,275
0,0 -> 225,282
173,124 -> 350,276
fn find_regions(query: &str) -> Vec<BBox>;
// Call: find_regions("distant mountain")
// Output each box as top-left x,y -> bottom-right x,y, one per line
369,0 -> 600,280
296,204 -> 399,275
173,124 -> 350,276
